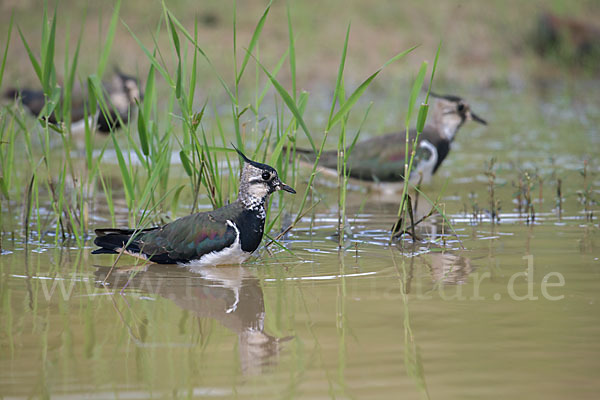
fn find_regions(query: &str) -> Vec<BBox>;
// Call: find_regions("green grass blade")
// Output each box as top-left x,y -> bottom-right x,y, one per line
83,100 -> 93,169
136,99 -> 149,156
425,41 -> 442,104
170,184 -> 185,217
233,0 -> 237,80
63,16 -> 84,126
167,14 -> 182,98
392,57 -> 433,240
237,0 -> 272,84
122,21 -> 173,87
179,150 -> 193,177
137,144 -> 171,209
0,177 -> 8,199
268,91 -> 308,167
0,13 -> 14,90
382,45 -> 418,69
88,74 -> 118,133
165,9 -> 235,104
328,70 -> 379,131
41,6 -> 57,93
111,134 -> 134,207
286,2 -> 296,100
405,61 -> 428,128
329,45 -> 417,131
416,103 -> 429,133
254,56 -> 316,152
40,3 -> 48,63
37,86 -> 61,119
256,48 -> 289,109
415,42 -> 441,133
17,26 -> 42,82
89,138 -> 110,183
125,125 -> 148,171
327,22 -> 351,127
188,20 -> 199,113
346,102 -> 373,161
62,22 -> 71,123
98,171 -> 116,226
97,0 -> 121,77
168,14 -> 181,55
143,63 -> 156,122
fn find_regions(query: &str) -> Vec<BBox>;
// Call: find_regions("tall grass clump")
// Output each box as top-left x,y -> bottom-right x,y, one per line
160,1 -> 417,249
388,61 -> 431,244
0,2 -> 126,246
102,0 -> 308,242
276,22 -> 417,247
11,3 -> 91,246
390,45 -> 438,240
0,15 -> 15,248
389,44 -> 463,248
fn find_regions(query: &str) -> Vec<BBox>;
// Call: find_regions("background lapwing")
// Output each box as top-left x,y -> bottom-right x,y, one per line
92,149 -> 296,266
3,69 -> 141,133
293,93 -> 486,186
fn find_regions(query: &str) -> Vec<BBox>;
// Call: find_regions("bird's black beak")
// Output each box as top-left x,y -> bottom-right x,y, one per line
471,112 -> 487,125
279,181 -> 296,194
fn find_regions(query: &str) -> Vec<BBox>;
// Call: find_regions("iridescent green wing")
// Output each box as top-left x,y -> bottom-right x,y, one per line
345,132 -> 409,181
345,129 -> 436,182
139,204 -> 240,262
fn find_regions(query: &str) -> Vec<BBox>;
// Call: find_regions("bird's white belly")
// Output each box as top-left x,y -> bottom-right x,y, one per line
182,244 -> 251,269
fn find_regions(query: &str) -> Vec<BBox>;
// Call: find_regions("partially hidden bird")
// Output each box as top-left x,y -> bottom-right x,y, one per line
4,69 -> 141,133
92,148 -> 296,266
293,93 -> 486,186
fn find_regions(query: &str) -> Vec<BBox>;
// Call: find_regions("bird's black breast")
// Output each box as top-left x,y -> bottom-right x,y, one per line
433,140 -> 451,173
235,209 -> 266,253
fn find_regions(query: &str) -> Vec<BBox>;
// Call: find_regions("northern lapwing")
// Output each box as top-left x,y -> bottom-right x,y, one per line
92,149 -> 296,266
293,93 -> 486,186
3,69 -> 141,133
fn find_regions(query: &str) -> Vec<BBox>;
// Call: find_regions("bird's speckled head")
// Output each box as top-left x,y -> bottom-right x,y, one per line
429,93 -> 487,141
236,148 -> 296,209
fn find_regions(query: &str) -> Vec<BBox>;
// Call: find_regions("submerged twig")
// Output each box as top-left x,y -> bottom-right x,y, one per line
484,158 -> 500,224
556,177 -> 562,220
392,194 -> 419,241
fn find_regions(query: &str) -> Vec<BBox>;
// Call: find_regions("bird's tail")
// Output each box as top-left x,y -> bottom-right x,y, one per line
92,229 -> 135,255
3,88 -> 19,100
92,228 -> 157,255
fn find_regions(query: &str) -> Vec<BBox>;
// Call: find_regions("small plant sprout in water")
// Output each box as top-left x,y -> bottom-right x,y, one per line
577,160 -> 596,223
484,157 -> 500,224
522,170 -> 536,224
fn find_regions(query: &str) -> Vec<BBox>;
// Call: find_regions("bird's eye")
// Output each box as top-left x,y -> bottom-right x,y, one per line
261,171 -> 271,181
457,103 -> 465,112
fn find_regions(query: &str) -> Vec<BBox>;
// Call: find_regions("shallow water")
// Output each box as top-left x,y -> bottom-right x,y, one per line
1,84 -> 599,399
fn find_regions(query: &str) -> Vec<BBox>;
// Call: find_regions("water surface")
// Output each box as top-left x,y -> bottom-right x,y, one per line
1,85 -> 599,399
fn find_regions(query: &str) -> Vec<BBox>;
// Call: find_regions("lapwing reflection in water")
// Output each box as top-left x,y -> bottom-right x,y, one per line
94,264 -> 291,375
395,209 -> 475,290
426,251 -> 474,285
